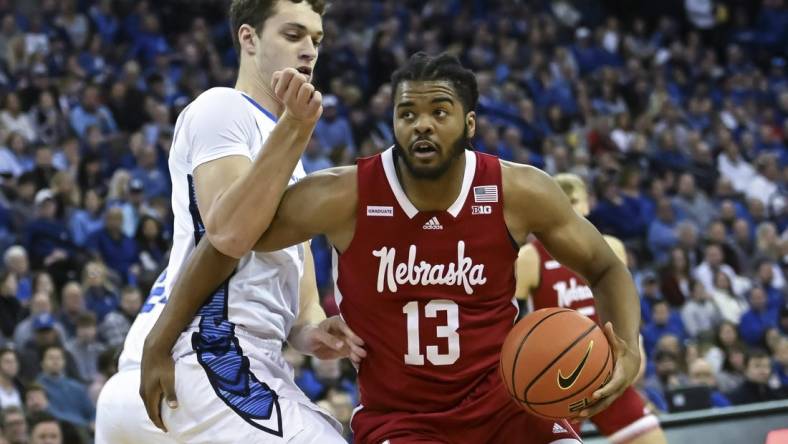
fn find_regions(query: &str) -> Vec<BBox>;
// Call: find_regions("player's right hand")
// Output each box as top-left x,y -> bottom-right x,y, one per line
140,339 -> 178,432
272,68 -> 322,123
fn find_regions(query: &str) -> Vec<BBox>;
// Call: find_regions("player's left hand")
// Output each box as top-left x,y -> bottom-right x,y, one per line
574,322 -> 640,419
303,316 -> 367,364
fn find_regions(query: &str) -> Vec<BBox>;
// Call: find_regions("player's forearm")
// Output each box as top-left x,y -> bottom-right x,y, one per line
590,262 -> 641,348
206,117 -> 316,258
288,244 -> 327,353
143,240 -> 239,354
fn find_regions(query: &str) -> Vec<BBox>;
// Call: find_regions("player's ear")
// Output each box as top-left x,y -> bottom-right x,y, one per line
465,111 -> 476,139
238,24 -> 257,56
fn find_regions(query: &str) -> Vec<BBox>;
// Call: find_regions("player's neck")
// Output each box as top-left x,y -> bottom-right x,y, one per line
396,154 -> 467,212
235,70 -> 284,118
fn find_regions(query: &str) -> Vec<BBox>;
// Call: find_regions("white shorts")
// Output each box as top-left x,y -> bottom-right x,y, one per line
162,329 -> 345,444
95,368 -> 178,444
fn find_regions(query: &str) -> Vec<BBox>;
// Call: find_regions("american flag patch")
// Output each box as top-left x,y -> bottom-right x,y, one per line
473,185 -> 498,203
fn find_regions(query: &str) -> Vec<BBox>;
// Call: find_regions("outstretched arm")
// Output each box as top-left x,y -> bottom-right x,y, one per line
514,243 -> 540,300
503,162 -> 640,418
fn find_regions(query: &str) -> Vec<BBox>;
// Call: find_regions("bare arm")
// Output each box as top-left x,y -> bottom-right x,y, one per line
253,166 -> 358,253
603,235 -> 628,266
195,70 -> 322,259
503,162 -> 640,416
514,243 -> 540,300
288,243 -> 327,348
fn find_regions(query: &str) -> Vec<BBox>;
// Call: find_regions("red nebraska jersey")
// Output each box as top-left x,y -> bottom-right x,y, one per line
335,148 -> 519,413
530,239 -> 598,322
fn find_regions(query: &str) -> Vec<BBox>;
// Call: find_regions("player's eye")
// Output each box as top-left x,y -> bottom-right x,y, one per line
399,111 -> 414,120
313,39 -> 322,48
285,33 -> 300,41
434,109 -> 448,118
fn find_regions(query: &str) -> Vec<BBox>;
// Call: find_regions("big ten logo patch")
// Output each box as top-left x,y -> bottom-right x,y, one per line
471,205 -> 492,215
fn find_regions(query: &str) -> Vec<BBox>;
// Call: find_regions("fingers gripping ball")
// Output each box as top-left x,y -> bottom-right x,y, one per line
500,308 -> 613,419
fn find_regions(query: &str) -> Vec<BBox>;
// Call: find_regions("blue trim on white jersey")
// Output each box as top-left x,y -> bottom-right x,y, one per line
186,174 -> 283,437
241,93 -> 278,123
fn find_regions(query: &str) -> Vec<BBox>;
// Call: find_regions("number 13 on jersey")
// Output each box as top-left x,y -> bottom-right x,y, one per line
402,299 -> 460,366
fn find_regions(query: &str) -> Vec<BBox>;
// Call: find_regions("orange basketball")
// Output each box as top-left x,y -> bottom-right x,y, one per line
500,308 -> 614,419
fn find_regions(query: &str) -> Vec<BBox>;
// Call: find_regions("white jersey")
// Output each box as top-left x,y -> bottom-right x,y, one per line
118,87 -> 305,371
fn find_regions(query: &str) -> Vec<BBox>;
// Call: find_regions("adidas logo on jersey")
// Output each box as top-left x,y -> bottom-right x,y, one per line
552,423 -> 568,434
422,216 -> 443,230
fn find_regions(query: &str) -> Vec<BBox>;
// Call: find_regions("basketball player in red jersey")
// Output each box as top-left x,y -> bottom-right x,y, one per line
516,174 -> 667,444
145,53 -> 642,443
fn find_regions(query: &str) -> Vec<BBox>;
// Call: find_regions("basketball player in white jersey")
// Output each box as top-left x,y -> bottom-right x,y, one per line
96,1 -> 363,443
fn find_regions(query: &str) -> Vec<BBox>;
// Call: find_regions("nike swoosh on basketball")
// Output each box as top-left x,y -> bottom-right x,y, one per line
557,340 -> 594,390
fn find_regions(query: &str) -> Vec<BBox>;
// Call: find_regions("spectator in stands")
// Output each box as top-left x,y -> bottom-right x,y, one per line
643,300 -> 688,356
99,286 -> 140,348
301,137 -> 332,174
12,292 -> 64,350
17,315 -> 80,385
86,206 -> 138,284
28,412 -> 62,444
709,270 -> 748,325
672,173 -> 716,230
694,243 -> 741,295
64,313 -> 105,383
68,84 -> 117,138
134,215 -> 166,280
718,343 -> 748,394
739,286 -> 780,347
754,258 -> 786,312
648,197 -> 680,264
80,261 -> 118,323
729,349 -> 787,405
23,190 -> 75,284
1,406 -> 28,444
682,279 -> 722,339
314,95 -> 356,158
0,92 -> 35,143
0,348 -> 23,410
687,358 -> 732,408
0,272 -> 22,343
25,383 -> 50,416
659,247 -> 692,307
87,347 -> 116,404
3,246 -> 31,304
57,282 -> 85,339
68,188 -> 104,248
130,145 -> 169,200
35,345 -> 94,429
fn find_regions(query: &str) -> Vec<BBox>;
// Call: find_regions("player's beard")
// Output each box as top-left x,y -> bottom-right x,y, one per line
393,124 -> 469,181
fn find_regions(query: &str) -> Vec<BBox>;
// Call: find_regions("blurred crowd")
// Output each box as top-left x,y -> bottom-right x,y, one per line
0,0 -> 785,443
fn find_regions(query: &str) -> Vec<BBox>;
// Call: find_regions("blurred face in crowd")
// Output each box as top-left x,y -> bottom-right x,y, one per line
757,261 -> 774,284
652,302 -> 670,325
691,281 -> 709,302
745,356 -> 772,385
393,80 -> 475,180
84,262 -> 106,287
688,359 -> 716,387
41,348 -> 65,377
704,245 -> 723,268
120,289 -> 142,316
30,420 -> 61,444
26,389 -> 48,414
2,410 -> 27,444
719,322 -> 737,347
61,282 -> 84,315
748,287 -> 767,312
5,250 -> 28,274
104,207 -> 124,235
0,350 -> 19,380
29,292 -> 52,315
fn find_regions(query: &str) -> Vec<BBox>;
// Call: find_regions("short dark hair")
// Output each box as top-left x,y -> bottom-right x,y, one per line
28,411 -> 60,433
391,52 -> 479,113
229,0 -> 326,54
745,348 -> 771,367
75,312 -> 97,328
